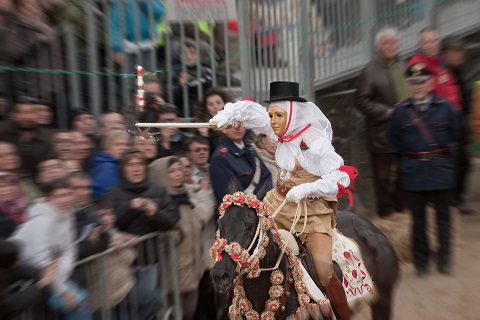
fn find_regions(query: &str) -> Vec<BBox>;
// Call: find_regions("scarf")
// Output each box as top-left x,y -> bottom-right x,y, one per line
376,55 -> 410,103
119,179 -> 150,194
170,192 -> 193,208
0,173 -> 25,224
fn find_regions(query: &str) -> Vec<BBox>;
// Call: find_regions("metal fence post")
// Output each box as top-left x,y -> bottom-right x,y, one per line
64,23 -> 81,111
237,0 -> 252,98
86,0 -> 101,120
361,0 -> 376,61
300,0 -> 313,101
425,0 -> 437,28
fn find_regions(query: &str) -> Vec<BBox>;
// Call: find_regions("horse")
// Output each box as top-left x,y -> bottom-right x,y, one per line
210,181 -> 399,320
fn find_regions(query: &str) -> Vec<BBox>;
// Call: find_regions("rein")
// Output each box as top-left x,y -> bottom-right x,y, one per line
211,192 -> 319,320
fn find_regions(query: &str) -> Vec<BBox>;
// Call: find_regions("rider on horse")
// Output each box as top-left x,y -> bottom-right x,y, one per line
210,81 -> 351,320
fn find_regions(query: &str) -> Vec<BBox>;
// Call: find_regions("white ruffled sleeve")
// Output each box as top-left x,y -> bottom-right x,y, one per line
220,101 -> 275,139
296,134 -> 350,198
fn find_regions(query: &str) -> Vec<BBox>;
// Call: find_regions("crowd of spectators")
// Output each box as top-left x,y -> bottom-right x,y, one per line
0,75 -> 276,319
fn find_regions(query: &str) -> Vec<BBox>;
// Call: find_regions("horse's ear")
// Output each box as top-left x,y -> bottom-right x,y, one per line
227,178 -> 241,195
255,181 -> 269,201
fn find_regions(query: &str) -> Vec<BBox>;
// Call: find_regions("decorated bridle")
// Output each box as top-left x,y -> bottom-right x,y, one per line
210,192 -> 318,320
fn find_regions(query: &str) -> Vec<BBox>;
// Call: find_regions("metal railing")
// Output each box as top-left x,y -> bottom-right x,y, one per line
238,0 -> 480,101
12,231 -> 182,320
0,0 -> 479,125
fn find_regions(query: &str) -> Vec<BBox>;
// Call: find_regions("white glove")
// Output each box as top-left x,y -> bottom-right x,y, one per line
286,185 -> 307,203
209,111 -> 233,128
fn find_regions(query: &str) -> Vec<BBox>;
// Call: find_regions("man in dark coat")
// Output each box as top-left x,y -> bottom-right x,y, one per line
354,28 -> 410,218
0,97 -> 55,177
210,125 -> 272,204
442,35 -> 475,215
388,63 -> 461,277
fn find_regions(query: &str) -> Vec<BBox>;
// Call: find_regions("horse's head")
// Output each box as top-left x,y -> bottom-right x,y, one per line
210,179 -> 268,293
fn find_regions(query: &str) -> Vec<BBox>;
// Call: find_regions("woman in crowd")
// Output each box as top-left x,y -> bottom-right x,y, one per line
0,172 -> 26,230
149,156 -> 214,320
106,149 -> 179,290
0,142 -> 41,207
193,87 -> 236,155
133,133 -> 159,164
90,130 -> 129,199
251,133 -> 278,187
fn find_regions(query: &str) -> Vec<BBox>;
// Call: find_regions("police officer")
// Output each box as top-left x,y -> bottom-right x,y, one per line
388,63 -> 461,276
210,124 -> 272,204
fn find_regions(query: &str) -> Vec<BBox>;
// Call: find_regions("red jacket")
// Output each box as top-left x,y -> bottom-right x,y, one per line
408,52 -> 462,111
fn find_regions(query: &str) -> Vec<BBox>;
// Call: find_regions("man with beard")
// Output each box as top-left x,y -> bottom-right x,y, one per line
0,97 -> 55,177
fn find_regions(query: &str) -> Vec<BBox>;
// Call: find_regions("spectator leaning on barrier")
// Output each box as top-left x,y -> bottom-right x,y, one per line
0,239 -> 59,319
66,172 -> 110,261
10,178 -> 93,319
354,27 -> 410,218
388,63 -> 461,277
90,130 -> 129,200
149,156 -> 211,320
0,97 -> 55,177
86,200 -> 163,319
106,149 -> 179,290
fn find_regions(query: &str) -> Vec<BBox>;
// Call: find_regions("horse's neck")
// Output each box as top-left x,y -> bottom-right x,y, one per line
243,230 -> 286,312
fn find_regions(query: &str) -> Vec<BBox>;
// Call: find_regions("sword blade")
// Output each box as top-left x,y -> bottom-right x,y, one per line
135,122 -> 216,129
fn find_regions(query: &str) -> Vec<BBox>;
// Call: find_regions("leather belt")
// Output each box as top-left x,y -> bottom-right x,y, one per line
276,186 -> 291,198
405,149 -> 449,161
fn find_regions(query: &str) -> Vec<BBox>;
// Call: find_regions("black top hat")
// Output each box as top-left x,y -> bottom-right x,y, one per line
263,81 -> 307,103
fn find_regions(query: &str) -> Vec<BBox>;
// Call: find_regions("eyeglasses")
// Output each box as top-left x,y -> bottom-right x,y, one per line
189,147 -> 209,153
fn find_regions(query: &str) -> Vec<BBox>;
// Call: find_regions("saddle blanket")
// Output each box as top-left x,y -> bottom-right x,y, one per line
332,229 -> 377,309
278,229 -> 377,310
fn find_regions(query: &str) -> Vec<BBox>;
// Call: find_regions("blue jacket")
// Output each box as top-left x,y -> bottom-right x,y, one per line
210,137 -> 272,203
109,0 -> 165,53
90,152 -> 121,199
388,95 -> 461,192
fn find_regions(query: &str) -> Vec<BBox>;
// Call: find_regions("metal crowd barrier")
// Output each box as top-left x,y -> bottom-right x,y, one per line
1,0 -> 479,125
12,231 -> 182,320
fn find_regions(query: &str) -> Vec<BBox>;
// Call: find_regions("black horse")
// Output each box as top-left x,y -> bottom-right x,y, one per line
210,183 -> 399,320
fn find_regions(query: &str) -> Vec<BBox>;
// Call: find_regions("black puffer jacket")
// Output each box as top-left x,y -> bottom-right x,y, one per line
106,180 -> 179,236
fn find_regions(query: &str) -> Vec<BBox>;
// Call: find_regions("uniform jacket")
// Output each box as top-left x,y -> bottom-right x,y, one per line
210,137 -> 272,203
408,52 -> 462,110
355,58 -> 407,153
90,152 -> 121,200
0,121 -> 54,177
388,95 -> 461,191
